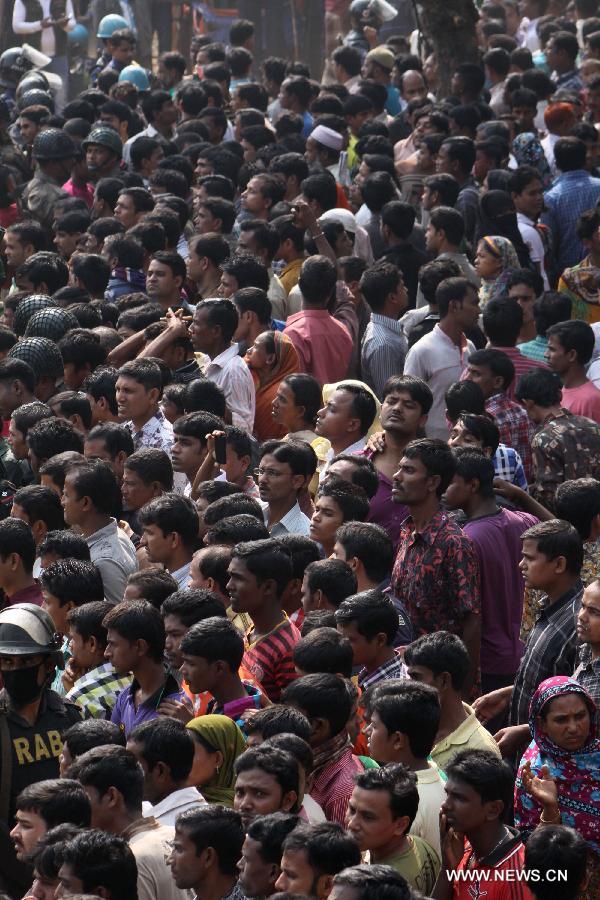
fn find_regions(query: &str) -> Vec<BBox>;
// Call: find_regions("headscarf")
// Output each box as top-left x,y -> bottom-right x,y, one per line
186,714 -> 247,807
514,676 -> 600,853
478,234 -> 521,307
558,258 -> 600,324
512,132 -> 553,189
476,192 -> 532,269
247,331 -> 299,442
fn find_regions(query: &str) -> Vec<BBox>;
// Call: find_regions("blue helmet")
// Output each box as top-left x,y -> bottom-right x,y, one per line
68,23 -> 89,46
118,65 -> 150,91
97,13 -> 128,39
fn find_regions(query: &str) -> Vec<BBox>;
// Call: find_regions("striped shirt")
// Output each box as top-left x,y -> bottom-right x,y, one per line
361,314 -> 408,400
242,618 -> 300,702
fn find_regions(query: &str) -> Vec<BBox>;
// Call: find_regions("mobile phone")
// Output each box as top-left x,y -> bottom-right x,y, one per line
214,434 -> 227,465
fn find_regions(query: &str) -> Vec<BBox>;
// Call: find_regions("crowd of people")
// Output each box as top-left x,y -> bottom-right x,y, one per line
0,0 -> 598,898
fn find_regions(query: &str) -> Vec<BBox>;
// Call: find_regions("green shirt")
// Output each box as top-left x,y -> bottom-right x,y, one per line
378,834 -> 441,895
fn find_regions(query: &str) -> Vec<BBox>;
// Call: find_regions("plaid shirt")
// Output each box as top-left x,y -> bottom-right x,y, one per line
519,335 -> 548,363
486,392 -> 534,480
494,444 -> 528,490
509,580 -> 583,726
358,651 -> 408,691
573,643 -> 600,707
66,663 -> 132,719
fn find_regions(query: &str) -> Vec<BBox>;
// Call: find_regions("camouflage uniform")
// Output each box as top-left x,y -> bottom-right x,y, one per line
530,409 -> 600,512
22,168 -> 70,232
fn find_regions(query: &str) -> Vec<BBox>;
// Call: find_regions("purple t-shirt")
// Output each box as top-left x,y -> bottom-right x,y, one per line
463,508 -> 538,676
111,672 -> 187,736
360,449 -> 408,550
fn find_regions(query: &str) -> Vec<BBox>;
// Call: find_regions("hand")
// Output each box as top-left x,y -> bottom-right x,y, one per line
157,697 -> 193,723
164,308 -> 191,339
439,810 -> 465,871
472,686 -> 511,724
54,15 -> 69,26
363,25 -> 378,47
494,724 -> 529,756
41,16 -> 53,26
292,198 -> 319,234
521,761 -> 559,809
365,430 -> 385,453
62,659 -> 83,693
493,478 -> 522,502
118,520 -> 134,539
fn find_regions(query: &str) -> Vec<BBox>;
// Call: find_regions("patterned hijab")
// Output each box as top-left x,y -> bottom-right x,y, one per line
478,235 -> 520,307
512,132 -> 553,189
514,676 -> 600,852
187,714 -> 247,807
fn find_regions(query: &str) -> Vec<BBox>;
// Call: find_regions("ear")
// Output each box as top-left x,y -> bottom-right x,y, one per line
105,785 -> 122,808
148,387 -> 160,405
317,874 -> 334,900
281,789 -> 298,813
554,554 -> 568,575
150,481 -> 164,498
313,588 -> 324,609
116,450 -> 128,467
92,887 -> 112,900
427,473 -> 442,495
484,799 -> 505,822
392,814 -> 411,838
346,555 -> 360,573
291,473 -> 304,492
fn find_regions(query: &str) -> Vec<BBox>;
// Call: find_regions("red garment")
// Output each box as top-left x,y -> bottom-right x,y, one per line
62,178 -> 94,208
6,582 -> 43,606
283,309 -> 353,384
311,744 -> 364,826
391,510 -> 480,637
488,346 -> 548,401
242,618 -> 300,702
0,205 -> 19,228
486,392 -> 535,481
452,833 -> 534,899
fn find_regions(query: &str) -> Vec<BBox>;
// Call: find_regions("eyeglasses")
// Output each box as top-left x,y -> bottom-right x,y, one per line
254,467 -> 285,478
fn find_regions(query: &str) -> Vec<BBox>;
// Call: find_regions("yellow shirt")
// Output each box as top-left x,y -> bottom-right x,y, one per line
431,703 -> 501,772
278,257 -> 304,297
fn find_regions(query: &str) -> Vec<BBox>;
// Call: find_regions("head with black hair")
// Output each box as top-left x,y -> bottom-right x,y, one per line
332,863 -> 414,900
55,829 -> 138,900
368,679 -> 440,765
316,383 -> 377,449
392,437 -> 456,512
293,627 -> 354,679
137,492 -> 199,571
335,590 -> 399,669
444,447 -> 496,514
169,805 -> 245,891
245,705 -> 312,747
11,484 -> 64,546
127,717 -> 195,805
465,348 -> 515,398
27,418 -> 84,476
347,764 -> 419,854
180,616 -> 244,695
61,458 -> 121,527
40,558 -> 104,634
190,298 -> 239,357
448,412 -> 501,457
183,377 -> 227,418
13,779 -> 90,861
333,521 -> 394,588
58,329 -> 107,391
239,812 -> 301,899
311,478 -> 370,555
205,513 -> 269,547
276,822 -> 361,896
524,826 -> 588,900
555,478 -> 600,542
121,447 -> 173,513
228,538 -> 293,620
442,749 -> 515,836
515,368 -> 565,422
325,453 -> 379,500
234,746 -> 300,829
160,587 -> 226,670
281,672 -> 352,744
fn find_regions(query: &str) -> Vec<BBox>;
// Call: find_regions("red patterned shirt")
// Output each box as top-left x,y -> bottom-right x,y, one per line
242,618 -> 300,702
391,510 -> 481,637
486,392 -> 535,481
311,744 -> 364,826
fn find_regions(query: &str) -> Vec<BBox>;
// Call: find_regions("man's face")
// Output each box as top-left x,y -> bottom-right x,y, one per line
167,825 -> 202,890
577,581 -> 600,648
512,178 -> 543,219
116,375 -> 155,422
325,459 -> 360,486
186,246 -> 206,284
121,467 -> 158,512
234,768 -> 291,830
54,230 -> 80,261
545,40 -> 559,73
275,848 -> 319,896
172,432 -> 206,479
346,786 -> 402,853
114,192 -> 138,229
401,71 -> 427,102
544,333 -> 572,375
30,868 -> 59,900
146,259 -> 180,303
442,473 -> 474,512
86,144 -> 115,177
164,613 -> 187,670
336,620 -> 378,668
195,204 -> 221,234
466,362 -> 501,399
441,777 -> 488,834
68,626 -> 97,671
218,271 -> 238,298
18,117 -> 38,145
226,556 -> 263,615
448,420 -> 486,452
55,864 -> 86,898
392,455 -> 434,506
315,389 -> 356,441
454,289 -> 481,330
10,808 -> 46,860
104,627 -> 138,675
238,835 -> 277,898
61,472 -> 86,527
41,587 -> 71,636
4,230 -> 28,269
425,221 -> 442,253
180,651 -> 215,694
242,178 -> 268,216
79,230 -> 101,253
156,100 -> 178,128
8,418 -> 28,459
257,452 -> 300,506
508,281 -> 536,325
366,709 -> 398,764
140,522 -> 171,565
435,143 -> 451,174
190,307 -> 217,350
519,538 -> 557,590
381,388 -> 426,437
110,39 -> 135,65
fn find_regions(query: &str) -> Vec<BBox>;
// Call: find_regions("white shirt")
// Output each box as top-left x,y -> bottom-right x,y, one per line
142,787 -> 205,827
123,124 -> 160,166
86,518 -> 138,604
404,324 -> 475,440
410,762 -> 447,857
320,436 -> 367,482
261,500 -> 311,537
517,212 -> 549,289
13,0 -> 76,56
202,344 -> 256,430
541,133 -> 559,177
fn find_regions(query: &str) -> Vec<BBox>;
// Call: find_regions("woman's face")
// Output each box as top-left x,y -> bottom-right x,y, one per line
538,694 -> 591,752
272,381 -> 300,428
247,333 -> 274,371
474,241 -> 502,278
189,736 -> 221,786
334,229 -> 354,258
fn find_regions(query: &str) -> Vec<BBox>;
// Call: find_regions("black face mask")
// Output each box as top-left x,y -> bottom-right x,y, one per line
2,662 -> 44,706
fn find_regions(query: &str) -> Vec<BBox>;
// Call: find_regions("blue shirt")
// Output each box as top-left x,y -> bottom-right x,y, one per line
542,170 -> 600,271
385,84 -> 402,116
301,110 -> 314,140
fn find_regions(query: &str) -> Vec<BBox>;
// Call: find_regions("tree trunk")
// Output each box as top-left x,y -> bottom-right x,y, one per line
418,0 -> 479,99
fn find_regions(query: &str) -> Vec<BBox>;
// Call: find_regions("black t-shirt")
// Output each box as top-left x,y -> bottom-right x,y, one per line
2,687 -> 82,825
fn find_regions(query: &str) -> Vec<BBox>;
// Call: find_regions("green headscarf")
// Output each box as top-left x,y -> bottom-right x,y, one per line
186,714 -> 247,807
